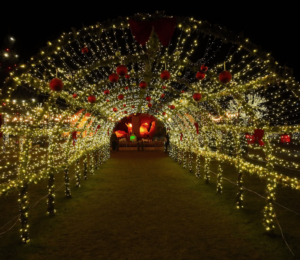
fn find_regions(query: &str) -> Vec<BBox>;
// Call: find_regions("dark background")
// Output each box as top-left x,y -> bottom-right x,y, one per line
0,1 -> 300,80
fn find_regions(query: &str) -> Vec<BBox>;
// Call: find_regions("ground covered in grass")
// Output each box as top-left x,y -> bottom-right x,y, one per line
0,151 -> 299,259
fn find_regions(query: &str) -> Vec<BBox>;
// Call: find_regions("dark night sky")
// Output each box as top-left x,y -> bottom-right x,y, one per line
1,1 -> 300,80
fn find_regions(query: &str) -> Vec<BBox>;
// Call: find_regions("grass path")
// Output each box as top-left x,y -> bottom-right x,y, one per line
0,151 -> 295,260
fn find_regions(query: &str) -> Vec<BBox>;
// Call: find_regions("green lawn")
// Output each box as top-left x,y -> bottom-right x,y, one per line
0,151 -> 299,260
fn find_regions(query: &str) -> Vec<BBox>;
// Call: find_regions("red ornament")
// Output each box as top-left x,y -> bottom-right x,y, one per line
125,74 -> 130,79
124,86 -> 129,90
170,105 -> 175,110
81,47 -> 89,54
106,100 -> 109,102
148,103 -> 152,108
113,107 -> 118,112
118,94 -> 124,100
161,93 -> 165,98
49,78 -> 63,91
88,95 -> 96,103
181,90 -> 185,93
72,94 -> 78,98
219,71 -> 232,84
139,81 -> 147,89
116,65 -> 128,76
200,65 -> 208,72
160,70 -> 171,80
103,89 -> 110,95
281,134 -> 291,143
132,105 -> 135,108
162,112 -> 166,116
123,104 -> 126,107
109,73 -> 119,83
145,96 -> 151,102
193,93 -> 202,102
162,86 -> 167,89
97,125 -> 101,129
124,111 -> 128,114
196,71 -> 205,80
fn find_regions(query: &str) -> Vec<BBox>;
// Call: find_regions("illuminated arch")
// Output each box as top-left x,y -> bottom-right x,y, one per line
1,13 -> 300,244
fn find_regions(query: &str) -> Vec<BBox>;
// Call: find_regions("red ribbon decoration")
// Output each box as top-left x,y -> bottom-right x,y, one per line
194,122 -> 199,134
180,132 -> 183,141
72,131 -> 77,146
129,17 -> 177,47
247,129 -> 265,146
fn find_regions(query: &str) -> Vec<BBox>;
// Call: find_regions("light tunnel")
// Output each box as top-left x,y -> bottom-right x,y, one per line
0,13 -> 300,245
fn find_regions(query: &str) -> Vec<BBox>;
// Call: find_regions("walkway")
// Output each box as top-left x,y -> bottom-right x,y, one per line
0,151 -> 293,260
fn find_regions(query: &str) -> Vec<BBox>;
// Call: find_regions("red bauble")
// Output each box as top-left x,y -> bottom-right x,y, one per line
161,93 -> 165,98
162,112 -> 166,116
200,65 -> 208,72
181,90 -> 185,93
81,47 -> 89,54
170,105 -> 175,110
219,71 -> 232,84
125,74 -> 130,79
113,107 -> 118,112
103,89 -> 110,95
160,70 -> 171,80
193,93 -> 202,102
109,73 -> 119,83
139,81 -> 147,89
124,86 -> 129,90
145,96 -> 151,102
116,65 -> 128,76
124,111 -> 128,114
72,93 -> 78,98
132,105 -> 135,108
106,99 -> 109,102
88,95 -> 96,103
49,78 -> 63,91
148,103 -> 152,108
118,94 -> 124,100
123,104 -> 126,107
162,86 -> 167,89
196,71 -> 205,80
97,125 -> 101,129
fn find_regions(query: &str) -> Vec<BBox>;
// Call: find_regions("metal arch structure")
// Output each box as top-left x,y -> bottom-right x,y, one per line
1,13 -> 300,243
